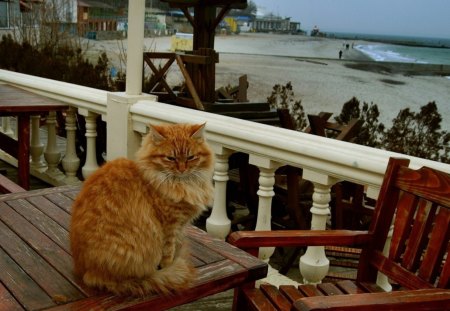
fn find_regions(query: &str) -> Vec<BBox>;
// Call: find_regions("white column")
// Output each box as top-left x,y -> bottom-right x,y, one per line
206,144 -> 233,239
81,111 -> 99,179
30,115 -> 45,168
299,169 -> 337,284
125,0 -> 145,95
44,111 -> 64,179
61,107 -> 80,184
249,155 -> 282,260
106,93 -> 156,161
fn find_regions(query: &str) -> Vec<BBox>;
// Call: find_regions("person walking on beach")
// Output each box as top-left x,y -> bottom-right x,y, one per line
339,50 -> 343,59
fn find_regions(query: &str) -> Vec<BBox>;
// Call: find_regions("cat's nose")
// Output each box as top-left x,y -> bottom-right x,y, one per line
177,162 -> 187,173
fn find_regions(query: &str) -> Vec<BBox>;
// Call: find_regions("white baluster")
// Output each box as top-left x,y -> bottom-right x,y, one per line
249,155 -> 282,260
299,169 -> 337,284
30,115 -> 45,169
376,223 -> 393,291
81,111 -> 99,179
44,111 -> 64,179
1,117 -> 14,136
206,145 -> 233,239
62,107 -> 80,184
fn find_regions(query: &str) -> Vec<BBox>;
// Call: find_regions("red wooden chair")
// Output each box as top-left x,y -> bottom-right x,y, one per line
228,157 -> 450,310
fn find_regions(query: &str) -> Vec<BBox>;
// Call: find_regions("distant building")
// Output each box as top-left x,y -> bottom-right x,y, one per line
0,0 -> 77,36
78,0 -> 124,35
254,15 -> 300,33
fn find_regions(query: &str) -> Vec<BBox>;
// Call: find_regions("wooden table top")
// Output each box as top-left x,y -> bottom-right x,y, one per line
0,186 -> 267,310
0,84 -> 68,114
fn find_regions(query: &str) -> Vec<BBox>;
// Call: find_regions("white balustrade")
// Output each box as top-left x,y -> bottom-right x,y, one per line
206,144 -> 233,239
62,107 -> 80,184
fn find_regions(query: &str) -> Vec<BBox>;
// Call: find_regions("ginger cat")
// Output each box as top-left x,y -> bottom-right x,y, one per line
70,123 -> 214,296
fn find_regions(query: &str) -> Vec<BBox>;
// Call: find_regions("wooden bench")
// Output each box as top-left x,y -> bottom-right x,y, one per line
0,185 -> 268,310
228,157 -> 450,310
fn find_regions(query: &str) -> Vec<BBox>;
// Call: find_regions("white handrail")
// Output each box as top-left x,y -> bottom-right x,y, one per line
130,99 -> 450,186
0,69 -> 107,115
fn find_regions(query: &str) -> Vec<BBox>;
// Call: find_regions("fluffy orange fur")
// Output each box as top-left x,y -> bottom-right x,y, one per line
70,123 -> 214,296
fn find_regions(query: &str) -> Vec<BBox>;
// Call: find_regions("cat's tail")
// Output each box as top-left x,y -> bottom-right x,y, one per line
83,256 -> 195,297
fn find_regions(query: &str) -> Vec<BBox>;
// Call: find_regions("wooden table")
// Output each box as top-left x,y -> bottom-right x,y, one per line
0,84 -> 68,189
0,186 -> 268,310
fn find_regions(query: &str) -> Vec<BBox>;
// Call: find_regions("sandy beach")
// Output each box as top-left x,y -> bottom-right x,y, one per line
88,32 -> 450,130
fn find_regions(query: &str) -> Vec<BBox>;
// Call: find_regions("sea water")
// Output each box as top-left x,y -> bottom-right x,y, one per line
327,32 -> 450,65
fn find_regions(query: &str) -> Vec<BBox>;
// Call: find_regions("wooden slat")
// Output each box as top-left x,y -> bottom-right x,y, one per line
0,247 -> 56,311
279,285 -> 304,303
369,250 -> 433,289
0,203 -> 83,292
437,242 -> 450,288
189,226 -> 267,281
6,199 -> 70,252
0,220 -> 84,301
26,196 -> 71,230
293,289 -> 450,311
401,199 -> 436,270
242,287 -> 277,311
297,284 -> 324,297
390,192 -> 417,261
44,192 -> 74,214
63,189 -> 80,200
0,174 -> 25,194
0,282 -> 24,311
418,206 -> 450,284
188,238 -> 225,264
260,284 -> 292,310
357,282 -> 385,293
317,283 -> 344,296
335,280 -> 367,294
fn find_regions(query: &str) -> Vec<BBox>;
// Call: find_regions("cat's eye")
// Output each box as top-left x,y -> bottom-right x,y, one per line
187,155 -> 196,161
166,156 -> 176,161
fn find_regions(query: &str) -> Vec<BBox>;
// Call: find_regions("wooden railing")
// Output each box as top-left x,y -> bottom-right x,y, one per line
1,69 -> 450,286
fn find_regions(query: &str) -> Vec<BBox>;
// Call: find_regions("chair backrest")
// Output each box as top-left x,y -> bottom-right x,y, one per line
357,157 -> 450,289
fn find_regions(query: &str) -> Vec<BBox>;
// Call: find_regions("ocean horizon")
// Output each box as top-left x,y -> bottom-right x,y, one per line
325,32 -> 450,65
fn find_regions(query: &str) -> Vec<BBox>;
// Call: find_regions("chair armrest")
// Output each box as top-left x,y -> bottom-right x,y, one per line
227,230 -> 371,249
293,289 -> 450,311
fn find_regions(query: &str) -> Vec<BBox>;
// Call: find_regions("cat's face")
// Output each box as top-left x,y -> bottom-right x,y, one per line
137,123 -> 214,182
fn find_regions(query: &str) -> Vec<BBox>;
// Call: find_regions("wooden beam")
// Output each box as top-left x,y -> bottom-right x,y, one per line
180,7 -> 195,28
212,4 -> 231,30
175,55 -> 204,110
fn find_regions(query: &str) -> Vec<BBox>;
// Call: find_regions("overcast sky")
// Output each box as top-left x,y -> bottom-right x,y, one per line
252,0 -> 450,39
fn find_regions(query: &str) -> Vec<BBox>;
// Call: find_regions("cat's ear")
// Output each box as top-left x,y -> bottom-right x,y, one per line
148,124 -> 166,143
191,123 -> 206,140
